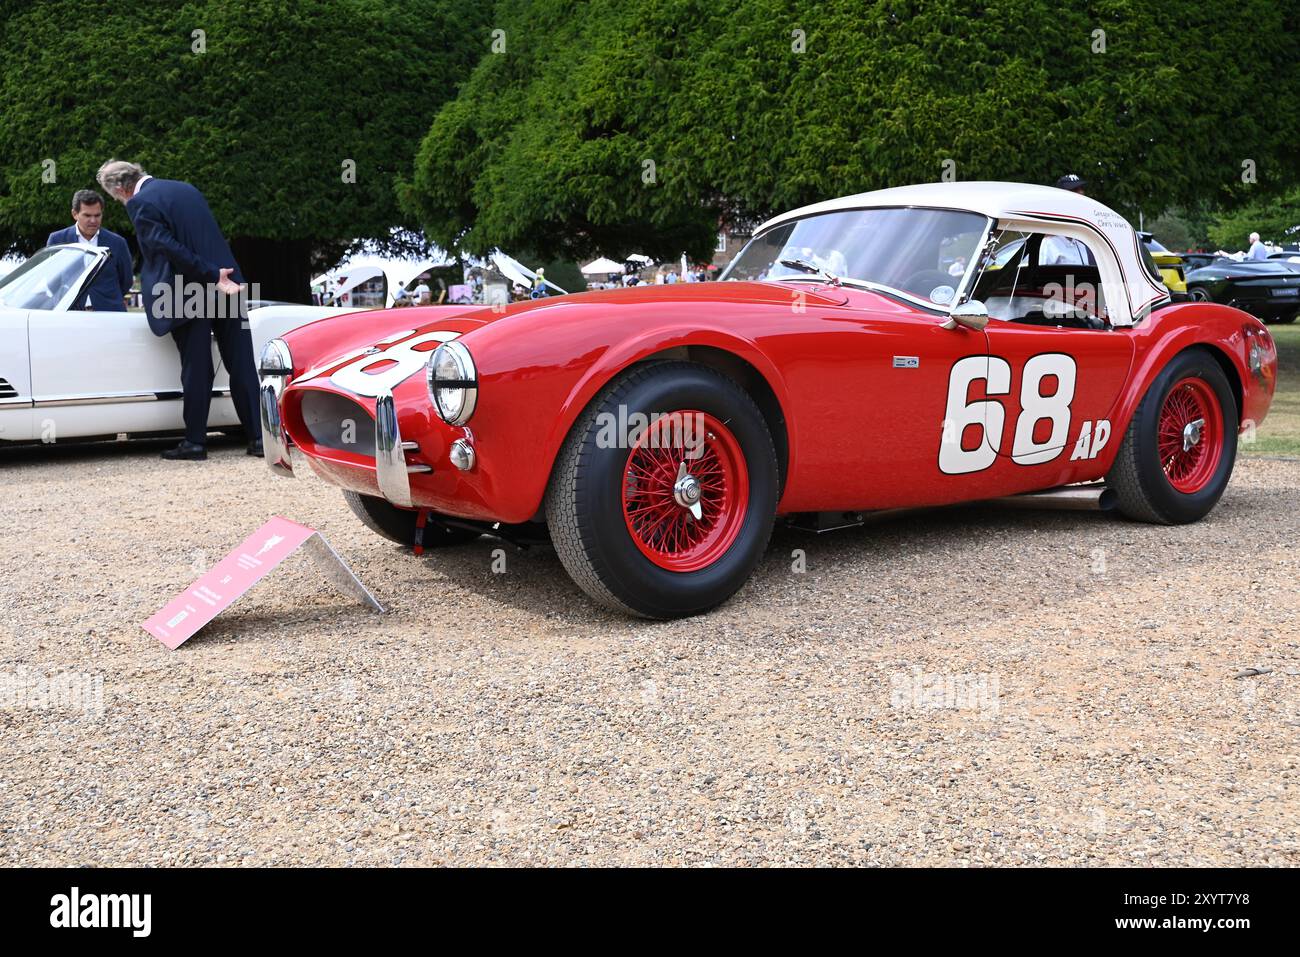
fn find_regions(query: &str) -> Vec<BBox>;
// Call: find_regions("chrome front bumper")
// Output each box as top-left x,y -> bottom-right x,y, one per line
375,391 -> 432,508
260,378 -> 293,476
375,392 -> 411,506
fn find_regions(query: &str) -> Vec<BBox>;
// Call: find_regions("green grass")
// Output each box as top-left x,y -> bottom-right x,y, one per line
1245,322 -> 1300,457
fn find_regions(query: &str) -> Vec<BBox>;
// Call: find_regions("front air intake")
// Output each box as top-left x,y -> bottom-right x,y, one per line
298,390 -> 376,454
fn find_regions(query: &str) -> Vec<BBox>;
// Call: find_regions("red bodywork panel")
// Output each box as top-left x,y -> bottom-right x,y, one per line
276,284 -> 1276,524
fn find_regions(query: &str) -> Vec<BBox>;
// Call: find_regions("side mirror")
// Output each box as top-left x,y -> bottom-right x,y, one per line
942,299 -> 989,331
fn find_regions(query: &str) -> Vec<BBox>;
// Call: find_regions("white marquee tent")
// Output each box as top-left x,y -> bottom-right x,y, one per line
580,257 -> 624,275
312,254 -> 458,305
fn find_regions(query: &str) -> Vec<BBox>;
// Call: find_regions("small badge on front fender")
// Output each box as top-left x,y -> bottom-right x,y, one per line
893,356 -> 920,369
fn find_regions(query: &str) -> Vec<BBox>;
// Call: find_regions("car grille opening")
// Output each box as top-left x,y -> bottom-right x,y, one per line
0,378 -> 17,399
298,390 -> 376,455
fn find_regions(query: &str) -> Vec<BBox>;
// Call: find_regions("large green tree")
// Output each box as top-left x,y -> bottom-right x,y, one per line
1206,189 -> 1300,250
0,0 -> 487,300
406,0 -> 1300,262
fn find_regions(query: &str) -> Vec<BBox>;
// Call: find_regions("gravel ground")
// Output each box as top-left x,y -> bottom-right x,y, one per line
1,438 -> 1296,866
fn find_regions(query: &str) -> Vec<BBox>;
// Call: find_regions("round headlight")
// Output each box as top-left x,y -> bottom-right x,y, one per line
426,340 -> 478,426
259,338 -> 292,376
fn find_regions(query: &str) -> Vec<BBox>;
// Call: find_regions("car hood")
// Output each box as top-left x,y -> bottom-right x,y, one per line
283,280 -> 855,387
466,281 -> 851,323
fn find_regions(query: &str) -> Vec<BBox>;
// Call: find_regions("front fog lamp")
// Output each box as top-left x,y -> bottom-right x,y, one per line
426,340 -> 478,426
259,337 -> 293,376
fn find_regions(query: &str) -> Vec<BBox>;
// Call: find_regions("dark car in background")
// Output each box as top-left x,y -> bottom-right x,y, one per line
1185,259 -> 1300,324
1180,251 -> 1224,272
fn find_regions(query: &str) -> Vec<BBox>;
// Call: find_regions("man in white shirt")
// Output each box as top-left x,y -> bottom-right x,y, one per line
1042,234 -> 1093,265
46,188 -> 134,310
1247,232 -> 1269,260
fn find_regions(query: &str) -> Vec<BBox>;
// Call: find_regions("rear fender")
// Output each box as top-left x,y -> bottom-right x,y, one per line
1097,302 -> 1274,472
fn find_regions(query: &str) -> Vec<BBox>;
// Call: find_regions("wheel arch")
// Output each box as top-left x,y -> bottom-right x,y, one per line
627,345 -> 790,495
1198,342 -> 1243,419
1099,303 -> 1257,471
540,334 -> 795,512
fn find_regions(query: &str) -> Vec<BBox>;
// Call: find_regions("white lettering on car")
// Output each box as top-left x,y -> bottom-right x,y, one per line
329,330 -> 461,397
939,355 -> 1011,475
940,353 -> 1106,473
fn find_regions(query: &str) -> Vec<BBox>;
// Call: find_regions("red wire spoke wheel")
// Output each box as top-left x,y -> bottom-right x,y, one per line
546,361 -> 779,618
1108,349 -> 1238,525
621,411 -> 750,572
1157,377 -> 1223,494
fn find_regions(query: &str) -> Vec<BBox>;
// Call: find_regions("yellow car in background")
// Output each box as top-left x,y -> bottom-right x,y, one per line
1139,232 -> 1188,299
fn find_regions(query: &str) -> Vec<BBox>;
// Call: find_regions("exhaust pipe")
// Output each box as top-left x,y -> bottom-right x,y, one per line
984,484 -> 1117,512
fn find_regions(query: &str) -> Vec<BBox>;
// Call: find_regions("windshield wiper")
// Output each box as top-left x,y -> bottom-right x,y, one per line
769,272 -> 946,308
778,258 -> 840,287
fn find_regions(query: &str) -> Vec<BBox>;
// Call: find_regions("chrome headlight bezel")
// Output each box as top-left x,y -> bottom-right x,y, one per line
426,340 -> 478,426
259,337 -> 293,377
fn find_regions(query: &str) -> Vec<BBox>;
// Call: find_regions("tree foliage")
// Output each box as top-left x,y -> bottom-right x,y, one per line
1147,211 -> 1195,250
1206,189 -> 1300,250
0,0 -> 486,297
406,0 -> 1300,262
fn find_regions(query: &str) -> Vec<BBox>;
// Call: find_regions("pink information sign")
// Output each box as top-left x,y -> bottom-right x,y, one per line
142,516 -> 383,649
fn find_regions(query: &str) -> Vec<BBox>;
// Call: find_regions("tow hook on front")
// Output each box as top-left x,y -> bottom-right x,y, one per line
413,508 -> 431,556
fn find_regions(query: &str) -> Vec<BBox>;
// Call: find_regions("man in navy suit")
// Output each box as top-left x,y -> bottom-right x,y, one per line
97,159 -> 262,461
46,189 -> 134,311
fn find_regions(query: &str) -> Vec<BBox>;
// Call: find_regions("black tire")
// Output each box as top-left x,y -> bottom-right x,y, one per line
342,490 -> 480,547
1187,287 -> 1212,302
1107,348 -> 1238,525
545,361 -> 779,618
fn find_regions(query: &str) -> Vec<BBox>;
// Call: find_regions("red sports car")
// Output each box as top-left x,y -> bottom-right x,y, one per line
258,183 -> 1277,618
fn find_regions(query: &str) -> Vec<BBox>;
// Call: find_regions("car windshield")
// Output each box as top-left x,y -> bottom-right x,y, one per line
0,246 -> 100,310
720,207 -> 990,307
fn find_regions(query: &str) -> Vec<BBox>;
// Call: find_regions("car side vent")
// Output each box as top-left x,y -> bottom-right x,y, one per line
0,378 -> 17,399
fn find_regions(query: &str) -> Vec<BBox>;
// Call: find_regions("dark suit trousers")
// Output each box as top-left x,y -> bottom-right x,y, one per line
170,315 -> 263,446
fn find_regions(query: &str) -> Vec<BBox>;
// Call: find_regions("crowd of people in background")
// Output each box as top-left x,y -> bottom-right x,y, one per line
651,265 -> 711,284
586,262 -> 714,290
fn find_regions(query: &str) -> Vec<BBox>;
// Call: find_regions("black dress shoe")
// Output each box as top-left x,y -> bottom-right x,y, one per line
247,440 -> 264,457
161,441 -> 207,461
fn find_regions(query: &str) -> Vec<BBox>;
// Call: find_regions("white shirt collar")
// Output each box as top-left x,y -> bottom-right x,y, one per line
73,225 -> 99,246
132,175 -> 153,197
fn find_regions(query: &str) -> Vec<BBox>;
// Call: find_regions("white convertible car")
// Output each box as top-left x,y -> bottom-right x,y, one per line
0,244 -> 376,445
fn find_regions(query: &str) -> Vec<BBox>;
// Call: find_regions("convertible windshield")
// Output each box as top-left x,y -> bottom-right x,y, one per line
0,245 -> 101,310
721,207 -> 990,306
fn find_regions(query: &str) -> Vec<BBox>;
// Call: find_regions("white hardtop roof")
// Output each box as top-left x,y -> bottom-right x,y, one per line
758,181 -> 1117,233
755,181 -> 1168,326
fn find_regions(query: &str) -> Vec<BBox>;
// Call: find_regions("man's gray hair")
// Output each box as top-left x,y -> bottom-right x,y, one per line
96,159 -> 146,195
71,188 -> 104,212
